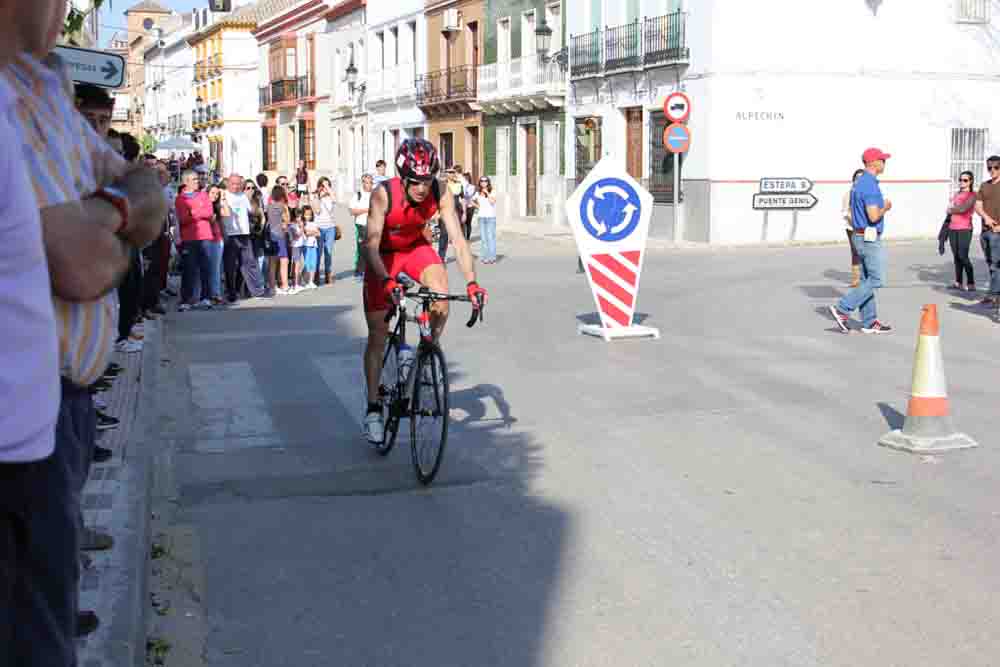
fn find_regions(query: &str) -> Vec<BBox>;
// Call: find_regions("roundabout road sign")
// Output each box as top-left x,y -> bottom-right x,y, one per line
578,178 -> 643,243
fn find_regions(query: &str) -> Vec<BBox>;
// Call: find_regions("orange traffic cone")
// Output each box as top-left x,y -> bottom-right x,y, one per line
879,304 -> 978,453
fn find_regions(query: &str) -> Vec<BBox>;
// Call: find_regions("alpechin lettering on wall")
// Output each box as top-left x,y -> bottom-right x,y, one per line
736,112 -> 786,121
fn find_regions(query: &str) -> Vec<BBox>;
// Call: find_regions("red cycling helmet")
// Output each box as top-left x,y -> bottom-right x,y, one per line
395,138 -> 440,182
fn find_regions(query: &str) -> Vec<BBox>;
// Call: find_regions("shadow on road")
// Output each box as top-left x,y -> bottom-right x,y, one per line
156,302 -> 568,667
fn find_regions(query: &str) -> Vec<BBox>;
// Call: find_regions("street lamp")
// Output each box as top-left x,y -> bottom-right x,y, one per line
536,20 -> 568,71
346,60 -> 365,98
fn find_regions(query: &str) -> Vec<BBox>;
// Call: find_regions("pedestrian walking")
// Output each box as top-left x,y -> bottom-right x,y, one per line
473,177 -> 498,263
974,155 -> 1000,317
350,174 -> 375,278
841,169 -> 865,287
265,186 -> 291,295
828,148 -> 894,334
313,176 -> 338,285
945,171 -> 977,292
175,170 -> 217,311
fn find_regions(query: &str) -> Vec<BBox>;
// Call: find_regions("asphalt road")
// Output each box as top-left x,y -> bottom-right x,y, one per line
150,230 -> 1000,666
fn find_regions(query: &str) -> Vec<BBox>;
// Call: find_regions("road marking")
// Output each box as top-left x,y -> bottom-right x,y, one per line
313,353 -> 366,431
188,361 -> 266,410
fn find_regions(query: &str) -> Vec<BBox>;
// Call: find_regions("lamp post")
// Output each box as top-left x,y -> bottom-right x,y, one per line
536,19 -> 568,72
346,60 -> 365,99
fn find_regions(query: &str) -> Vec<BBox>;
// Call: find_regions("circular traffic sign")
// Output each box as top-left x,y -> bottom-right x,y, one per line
579,178 -> 643,243
663,123 -> 691,154
663,91 -> 691,124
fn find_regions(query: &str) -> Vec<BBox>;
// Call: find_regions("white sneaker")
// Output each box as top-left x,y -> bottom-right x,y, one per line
197,298 -> 214,309
290,285 -> 303,295
115,339 -> 142,354
275,287 -> 289,295
178,303 -> 192,312
363,411 -> 384,445
306,282 -> 318,290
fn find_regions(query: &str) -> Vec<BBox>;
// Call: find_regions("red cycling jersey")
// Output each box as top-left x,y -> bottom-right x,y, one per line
378,177 -> 440,252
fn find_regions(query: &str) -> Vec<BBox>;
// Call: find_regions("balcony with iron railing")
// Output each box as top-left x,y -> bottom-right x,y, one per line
478,54 -> 565,113
209,53 -> 222,75
416,65 -> 477,113
259,76 -> 314,110
570,11 -> 688,80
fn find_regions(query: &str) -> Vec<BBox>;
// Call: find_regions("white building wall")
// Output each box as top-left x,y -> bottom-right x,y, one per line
327,8 -> 368,200
219,30 -> 262,177
566,0 -> 1000,244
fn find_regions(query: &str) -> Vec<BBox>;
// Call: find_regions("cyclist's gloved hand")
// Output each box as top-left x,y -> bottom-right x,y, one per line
383,277 -> 402,305
466,281 -> 488,306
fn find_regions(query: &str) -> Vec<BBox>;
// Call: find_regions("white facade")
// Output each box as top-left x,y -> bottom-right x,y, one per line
218,29 -> 265,178
327,8 -> 369,201
143,17 -> 194,146
365,1 -> 428,171
566,0 -> 1000,244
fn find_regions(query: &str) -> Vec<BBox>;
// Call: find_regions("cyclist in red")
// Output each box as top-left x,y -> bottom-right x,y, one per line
362,139 -> 488,444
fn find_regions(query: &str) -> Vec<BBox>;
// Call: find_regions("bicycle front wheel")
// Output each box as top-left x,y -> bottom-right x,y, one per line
410,345 -> 449,485
376,344 -> 401,456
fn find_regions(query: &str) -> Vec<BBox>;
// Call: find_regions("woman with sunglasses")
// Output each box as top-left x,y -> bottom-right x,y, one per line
947,171 -> 977,291
473,176 -> 498,263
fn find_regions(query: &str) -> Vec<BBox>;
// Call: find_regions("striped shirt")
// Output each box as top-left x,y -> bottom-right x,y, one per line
3,53 -> 126,387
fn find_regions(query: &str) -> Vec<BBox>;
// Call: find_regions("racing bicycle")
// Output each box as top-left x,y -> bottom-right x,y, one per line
374,272 -> 485,485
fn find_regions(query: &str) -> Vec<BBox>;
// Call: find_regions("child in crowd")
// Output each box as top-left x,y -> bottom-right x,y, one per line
300,205 -> 320,290
288,207 -> 305,294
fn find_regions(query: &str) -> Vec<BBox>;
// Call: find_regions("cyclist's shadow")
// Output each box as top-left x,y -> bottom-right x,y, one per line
450,382 -> 518,430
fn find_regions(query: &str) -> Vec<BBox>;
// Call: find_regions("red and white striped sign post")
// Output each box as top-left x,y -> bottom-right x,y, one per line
567,157 -> 660,342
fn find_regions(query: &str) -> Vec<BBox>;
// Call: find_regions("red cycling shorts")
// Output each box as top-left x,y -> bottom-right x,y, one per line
363,242 -> 443,313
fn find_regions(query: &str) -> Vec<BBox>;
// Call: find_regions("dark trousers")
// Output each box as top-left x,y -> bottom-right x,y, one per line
949,229 -> 975,285
142,233 -> 167,312
224,235 -> 265,300
118,250 -> 142,341
0,381 -> 91,667
181,240 -> 214,305
463,207 -> 474,240
982,229 -> 995,283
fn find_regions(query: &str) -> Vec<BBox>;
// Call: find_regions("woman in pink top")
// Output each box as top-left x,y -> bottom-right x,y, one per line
175,170 -> 218,310
947,170 -> 977,291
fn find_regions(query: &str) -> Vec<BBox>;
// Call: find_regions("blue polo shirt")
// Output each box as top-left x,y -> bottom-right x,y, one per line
851,171 -> 885,234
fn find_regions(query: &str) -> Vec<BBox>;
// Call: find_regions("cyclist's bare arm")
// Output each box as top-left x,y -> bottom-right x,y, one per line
365,186 -> 392,285
437,191 -> 477,284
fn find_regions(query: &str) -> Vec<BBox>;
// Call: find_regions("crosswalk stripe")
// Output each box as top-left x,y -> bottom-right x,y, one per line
312,353 -> 367,431
188,361 -> 266,410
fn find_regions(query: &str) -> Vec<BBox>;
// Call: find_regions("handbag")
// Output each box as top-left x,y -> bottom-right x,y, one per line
937,215 -> 950,255
334,225 -> 343,241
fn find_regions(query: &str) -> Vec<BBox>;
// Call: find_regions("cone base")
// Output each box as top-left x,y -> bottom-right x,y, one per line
878,429 -> 979,453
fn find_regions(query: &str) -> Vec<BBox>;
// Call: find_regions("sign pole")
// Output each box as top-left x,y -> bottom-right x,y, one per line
673,152 -> 681,242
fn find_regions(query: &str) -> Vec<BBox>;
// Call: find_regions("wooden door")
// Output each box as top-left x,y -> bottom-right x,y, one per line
525,124 -> 537,217
625,107 -> 643,180
468,126 -> 480,181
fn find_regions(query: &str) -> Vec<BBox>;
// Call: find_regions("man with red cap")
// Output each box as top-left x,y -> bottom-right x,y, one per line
828,148 -> 894,334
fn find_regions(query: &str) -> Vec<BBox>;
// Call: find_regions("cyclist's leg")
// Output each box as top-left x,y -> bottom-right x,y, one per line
419,263 -> 450,341
362,251 -> 396,403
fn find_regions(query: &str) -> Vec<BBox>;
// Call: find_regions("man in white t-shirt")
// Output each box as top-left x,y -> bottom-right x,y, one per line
220,174 -> 265,302
350,173 -> 375,278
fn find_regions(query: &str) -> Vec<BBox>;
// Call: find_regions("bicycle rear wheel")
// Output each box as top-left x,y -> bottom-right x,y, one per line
375,343 -> 401,456
410,345 -> 449,485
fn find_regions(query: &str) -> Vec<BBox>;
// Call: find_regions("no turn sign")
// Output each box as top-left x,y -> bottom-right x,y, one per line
663,91 -> 691,124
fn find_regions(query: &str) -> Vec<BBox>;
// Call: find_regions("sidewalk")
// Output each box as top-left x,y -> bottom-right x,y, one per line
76,318 -> 162,667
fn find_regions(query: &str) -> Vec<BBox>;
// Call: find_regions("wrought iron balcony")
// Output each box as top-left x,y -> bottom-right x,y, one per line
296,75 -> 313,99
570,11 -> 689,80
416,65 -> 477,112
209,53 -> 222,75
259,85 -> 271,109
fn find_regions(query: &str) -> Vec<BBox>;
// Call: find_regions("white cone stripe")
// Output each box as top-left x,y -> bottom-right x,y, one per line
609,251 -> 640,274
592,283 -> 635,319
588,257 -> 639,294
909,335 -> 948,398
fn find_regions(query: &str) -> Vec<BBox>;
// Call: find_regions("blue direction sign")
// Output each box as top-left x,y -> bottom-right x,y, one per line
663,123 -> 691,154
53,45 -> 126,89
579,178 -> 643,242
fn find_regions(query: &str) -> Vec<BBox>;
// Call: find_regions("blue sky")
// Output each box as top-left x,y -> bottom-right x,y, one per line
99,0 -> 204,46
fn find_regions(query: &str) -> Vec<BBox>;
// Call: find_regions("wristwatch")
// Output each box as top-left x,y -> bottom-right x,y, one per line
92,186 -> 130,235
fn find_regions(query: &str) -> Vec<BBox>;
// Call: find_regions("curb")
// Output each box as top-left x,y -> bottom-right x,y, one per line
104,317 -> 162,667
